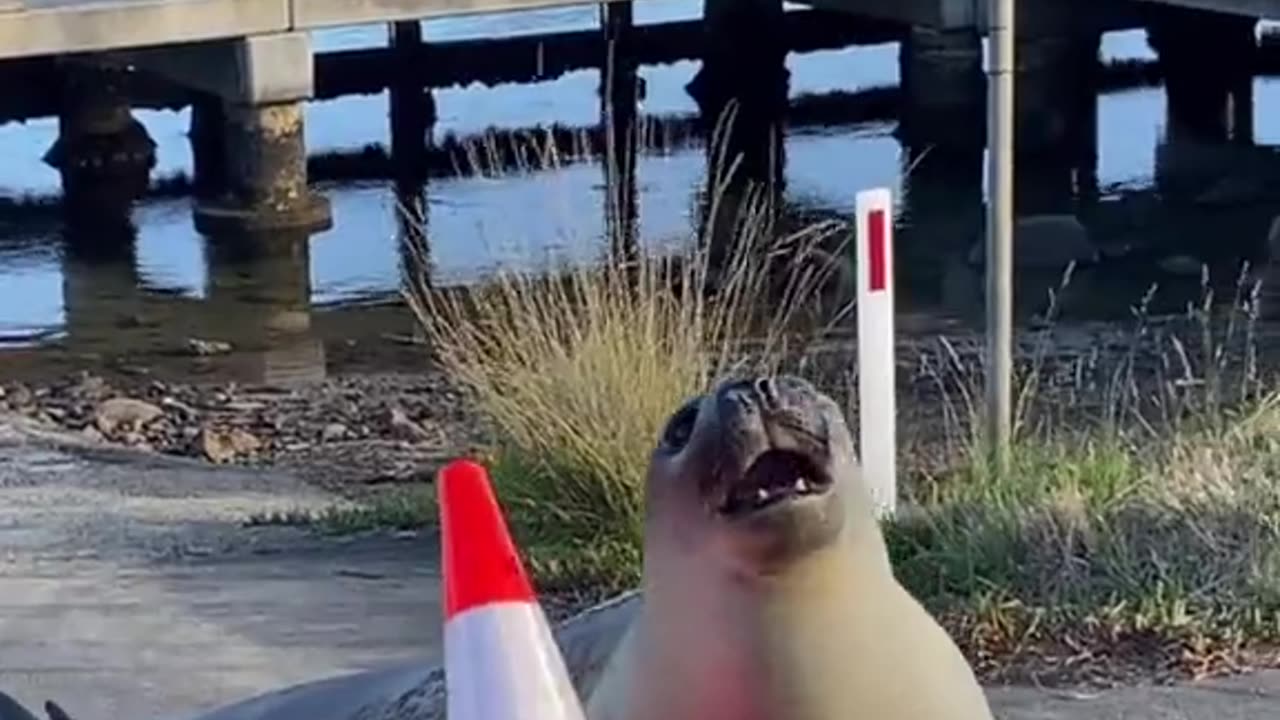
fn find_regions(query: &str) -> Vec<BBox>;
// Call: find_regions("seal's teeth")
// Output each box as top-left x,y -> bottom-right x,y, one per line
756,488 -> 770,503
794,478 -> 808,493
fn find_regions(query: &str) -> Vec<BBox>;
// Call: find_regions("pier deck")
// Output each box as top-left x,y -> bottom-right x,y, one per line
2,0 -> 1277,63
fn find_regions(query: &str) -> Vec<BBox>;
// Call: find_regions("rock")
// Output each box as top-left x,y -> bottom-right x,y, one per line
322,423 -> 349,442
1157,254 -> 1204,278
968,214 -> 1100,271
160,397 -> 199,418
68,372 -> 108,401
116,313 -> 148,329
1267,215 -> 1280,264
384,406 -> 433,443
7,384 -> 32,409
121,431 -> 148,447
1194,175 -> 1265,208
198,427 -> 263,464
184,338 -> 233,357
223,400 -> 267,412
94,397 -> 164,436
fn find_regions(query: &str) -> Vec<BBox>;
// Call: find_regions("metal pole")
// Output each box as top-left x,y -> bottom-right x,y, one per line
985,0 -> 1015,473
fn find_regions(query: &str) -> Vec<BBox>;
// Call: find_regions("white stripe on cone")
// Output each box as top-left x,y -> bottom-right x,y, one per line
445,600 -> 586,720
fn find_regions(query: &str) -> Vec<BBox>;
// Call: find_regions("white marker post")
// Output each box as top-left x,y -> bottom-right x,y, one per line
855,188 -> 897,519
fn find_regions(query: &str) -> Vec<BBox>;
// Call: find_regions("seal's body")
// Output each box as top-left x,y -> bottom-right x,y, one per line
586,376 -> 994,720
0,692 -> 71,720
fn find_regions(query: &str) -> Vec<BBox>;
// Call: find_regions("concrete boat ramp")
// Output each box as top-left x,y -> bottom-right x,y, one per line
0,414 -> 440,718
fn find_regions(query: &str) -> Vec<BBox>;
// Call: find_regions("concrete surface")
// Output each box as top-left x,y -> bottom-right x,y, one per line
1,413 -> 1277,720
0,414 -> 440,718
128,32 -> 315,105
989,674 -> 1280,718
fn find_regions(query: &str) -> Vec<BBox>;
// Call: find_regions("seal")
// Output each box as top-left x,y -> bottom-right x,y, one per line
65,376 -> 989,720
584,374 -> 995,720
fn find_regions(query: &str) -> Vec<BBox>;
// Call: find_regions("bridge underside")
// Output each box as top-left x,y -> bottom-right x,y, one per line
1,0 -> 1278,61
1150,0 -> 1280,19
805,0 -> 1277,33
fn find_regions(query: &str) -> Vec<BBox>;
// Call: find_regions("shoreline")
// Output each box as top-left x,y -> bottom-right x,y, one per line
0,304 -> 1265,498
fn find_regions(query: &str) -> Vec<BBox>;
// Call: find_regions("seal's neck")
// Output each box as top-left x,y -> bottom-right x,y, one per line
644,517 -> 896,616
747,526 -> 895,601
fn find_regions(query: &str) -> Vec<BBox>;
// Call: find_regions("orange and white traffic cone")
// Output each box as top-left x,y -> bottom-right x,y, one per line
438,458 -> 587,720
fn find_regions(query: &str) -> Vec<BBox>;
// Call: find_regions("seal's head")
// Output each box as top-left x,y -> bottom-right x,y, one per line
645,374 -> 860,576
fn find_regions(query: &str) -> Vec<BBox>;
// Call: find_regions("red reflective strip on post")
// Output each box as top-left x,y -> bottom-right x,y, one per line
867,208 -> 887,293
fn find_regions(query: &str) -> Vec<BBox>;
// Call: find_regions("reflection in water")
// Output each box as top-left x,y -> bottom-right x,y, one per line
601,1 -> 641,262
203,232 -> 327,386
189,95 -> 228,201
60,179 -> 146,353
388,20 -> 436,349
690,0 -> 788,274
389,17 -> 436,299
1013,33 -> 1100,217
1150,8 -> 1259,212
897,145 -> 985,321
1149,7 -> 1256,148
397,180 -> 431,294
395,156 -> 432,348
58,119 -> 151,352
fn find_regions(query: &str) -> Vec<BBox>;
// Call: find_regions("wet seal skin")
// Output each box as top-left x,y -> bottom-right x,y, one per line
0,692 -> 74,720
585,375 -> 996,720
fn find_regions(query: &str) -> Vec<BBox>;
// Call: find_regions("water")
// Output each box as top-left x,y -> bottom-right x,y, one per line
4,4 -> 1280,383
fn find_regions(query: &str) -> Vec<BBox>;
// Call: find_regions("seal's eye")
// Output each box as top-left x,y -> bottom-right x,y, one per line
661,401 -> 699,451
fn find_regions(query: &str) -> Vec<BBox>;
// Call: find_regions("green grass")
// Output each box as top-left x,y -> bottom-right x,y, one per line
888,417 -> 1280,640
244,486 -> 438,535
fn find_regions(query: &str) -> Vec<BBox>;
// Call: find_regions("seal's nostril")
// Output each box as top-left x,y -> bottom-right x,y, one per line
754,377 -> 780,409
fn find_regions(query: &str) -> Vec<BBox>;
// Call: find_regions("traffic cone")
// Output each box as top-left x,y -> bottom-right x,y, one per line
438,458 -> 587,720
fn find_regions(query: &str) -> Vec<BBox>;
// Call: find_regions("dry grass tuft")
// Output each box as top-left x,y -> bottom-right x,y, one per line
403,122 -> 848,589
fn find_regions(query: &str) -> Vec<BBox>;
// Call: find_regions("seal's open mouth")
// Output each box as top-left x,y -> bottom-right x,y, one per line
718,449 -> 833,517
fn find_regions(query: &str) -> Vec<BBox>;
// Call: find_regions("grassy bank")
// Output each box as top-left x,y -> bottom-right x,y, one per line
400,211 -> 1280,684
328,124 -> 1280,683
